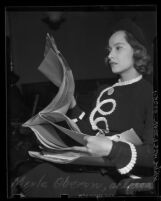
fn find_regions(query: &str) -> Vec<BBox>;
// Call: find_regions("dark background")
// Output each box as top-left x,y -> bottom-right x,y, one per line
6,10 -> 156,83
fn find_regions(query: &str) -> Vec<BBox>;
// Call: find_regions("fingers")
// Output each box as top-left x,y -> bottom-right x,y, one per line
83,135 -> 105,142
71,146 -> 89,153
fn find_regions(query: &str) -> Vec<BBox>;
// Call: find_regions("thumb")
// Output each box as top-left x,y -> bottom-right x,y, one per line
83,135 -> 90,141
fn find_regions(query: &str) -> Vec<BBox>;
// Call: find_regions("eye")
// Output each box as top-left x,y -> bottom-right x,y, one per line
116,46 -> 122,51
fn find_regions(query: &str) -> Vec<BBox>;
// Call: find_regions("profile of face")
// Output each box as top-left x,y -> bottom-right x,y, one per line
108,30 -> 135,76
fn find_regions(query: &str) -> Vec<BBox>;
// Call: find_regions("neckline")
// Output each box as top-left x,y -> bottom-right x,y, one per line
116,75 -> 143,87
96,75 -> 143,104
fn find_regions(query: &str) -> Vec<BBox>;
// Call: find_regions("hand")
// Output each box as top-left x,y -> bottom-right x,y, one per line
70,96 -> 77,109
71,135 -> 113,157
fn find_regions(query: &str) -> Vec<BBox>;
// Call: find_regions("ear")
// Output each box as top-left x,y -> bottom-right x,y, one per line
134,49 -> 141,55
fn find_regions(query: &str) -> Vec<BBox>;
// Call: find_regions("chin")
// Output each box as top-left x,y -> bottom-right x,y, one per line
111,68 -> 122,74
111,66 -> 130,75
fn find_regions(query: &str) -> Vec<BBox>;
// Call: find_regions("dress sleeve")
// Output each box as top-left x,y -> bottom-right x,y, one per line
107,90 -> 153,175
67,104 -> 96,135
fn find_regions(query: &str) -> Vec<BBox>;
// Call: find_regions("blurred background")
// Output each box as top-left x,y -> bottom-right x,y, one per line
6,10 -> 156,82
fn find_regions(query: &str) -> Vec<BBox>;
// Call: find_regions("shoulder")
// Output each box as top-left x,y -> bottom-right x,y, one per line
141,78 -> 153,90
139,78 -> 153,96
95,83 -> 115,98
138,78 -> 153,106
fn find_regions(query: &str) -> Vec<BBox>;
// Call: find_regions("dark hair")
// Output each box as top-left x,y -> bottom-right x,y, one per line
125,31 -> 153,75
105,30 -> 153,75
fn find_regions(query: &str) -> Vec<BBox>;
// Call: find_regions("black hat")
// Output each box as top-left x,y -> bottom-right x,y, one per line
108,18 -> 150,53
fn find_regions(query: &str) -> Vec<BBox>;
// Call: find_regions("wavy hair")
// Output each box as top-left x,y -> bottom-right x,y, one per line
105,31 -> 153,75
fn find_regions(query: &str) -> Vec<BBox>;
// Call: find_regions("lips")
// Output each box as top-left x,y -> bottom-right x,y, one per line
109,61 -> 118,65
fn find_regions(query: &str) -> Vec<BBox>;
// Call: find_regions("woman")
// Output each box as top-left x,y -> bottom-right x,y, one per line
68,18 -> 153,177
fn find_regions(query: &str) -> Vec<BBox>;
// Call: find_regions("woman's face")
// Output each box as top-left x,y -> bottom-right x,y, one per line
108,31 -> 135,75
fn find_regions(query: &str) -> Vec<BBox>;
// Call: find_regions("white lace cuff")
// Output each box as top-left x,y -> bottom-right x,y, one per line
118,142 -> 137,175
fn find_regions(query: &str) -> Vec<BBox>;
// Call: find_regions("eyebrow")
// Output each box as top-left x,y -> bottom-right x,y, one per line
114,42 -> 125,46
108,42 -> 125,49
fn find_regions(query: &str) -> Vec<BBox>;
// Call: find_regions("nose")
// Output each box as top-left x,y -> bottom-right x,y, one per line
108,50 -> 113,60
105,51 -> 112,64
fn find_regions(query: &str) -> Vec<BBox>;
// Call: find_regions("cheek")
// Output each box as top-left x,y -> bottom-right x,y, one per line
122,52 -> 134,66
